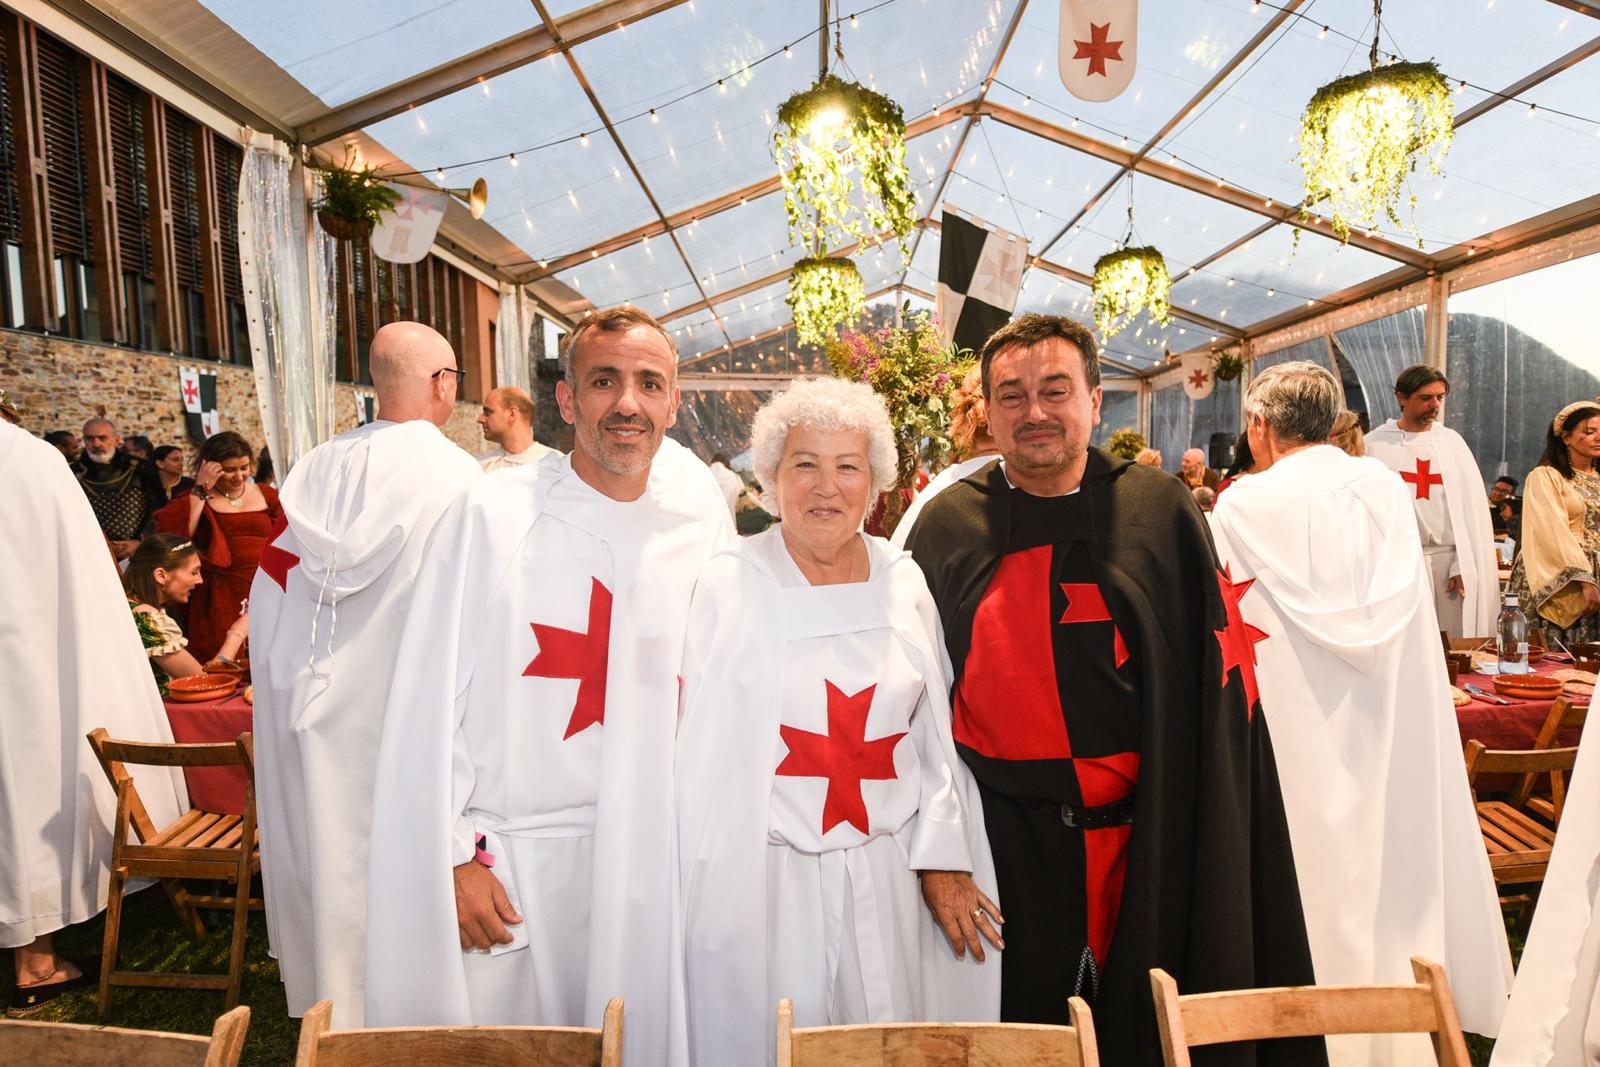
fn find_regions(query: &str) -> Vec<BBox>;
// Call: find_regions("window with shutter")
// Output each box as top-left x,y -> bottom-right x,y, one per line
105,72 -> 154,347
213,136 -> 246,362
35,30 -> 94,338
0,19 -> 23,327
352,237 -> 372,383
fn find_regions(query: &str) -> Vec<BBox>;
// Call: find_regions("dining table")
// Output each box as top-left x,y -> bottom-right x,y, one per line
1454,655 -> 1585,780
162,688 -> 253,816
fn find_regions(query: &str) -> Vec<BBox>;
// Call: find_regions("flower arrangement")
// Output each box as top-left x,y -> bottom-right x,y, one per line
772,74 -> 917,255
310,150 -> 401,241
825,307 -> 969,529
1104,427 -> 1148,462
1297,59 -> 1453,247
1091,246 -> 1172,338
787,256 -> 866,346
1213,349 -> 1245,381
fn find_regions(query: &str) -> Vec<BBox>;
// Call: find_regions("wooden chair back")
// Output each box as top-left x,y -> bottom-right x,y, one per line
293,998 -> 623,1067
1519,697 -> 1589,821
1465,740 -> 1579,826
775,997 -> 1099,1066
0,1005 -> 249,1067
1149,957 -> 1469,1067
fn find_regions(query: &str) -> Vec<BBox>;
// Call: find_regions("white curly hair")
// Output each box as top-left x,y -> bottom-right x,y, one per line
750,377 -> 898,517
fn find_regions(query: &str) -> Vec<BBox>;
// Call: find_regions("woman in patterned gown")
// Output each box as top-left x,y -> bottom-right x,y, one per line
1509,401 -> 1600,647
122,533 -> 246,694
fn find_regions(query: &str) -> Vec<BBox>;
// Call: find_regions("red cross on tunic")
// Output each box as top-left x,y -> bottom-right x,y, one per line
1059,582 -> 1130,668
1215,565 -> 1269,718
258,510 -> 300,591
1188,368 -> 1210,390
1399,458 -> 1444,501
182,378 -> 200,406
1073,22 -> 1124,78
776,681 -> 905,835
524,577 -> 613,740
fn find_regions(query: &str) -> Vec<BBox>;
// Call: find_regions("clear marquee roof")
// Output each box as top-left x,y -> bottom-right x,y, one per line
184,0 -> 1599,376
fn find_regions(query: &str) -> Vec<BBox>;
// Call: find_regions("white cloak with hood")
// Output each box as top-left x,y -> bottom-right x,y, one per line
248,419 -> 480,1026
890,455 -> 999,550
1366,420 -> 1499,636
1210,445 -> 1511,1063
0,420 -> 186,948
676,528 -> 1000,1065
365,442 -> 731,1067
1490,712 -> 1600,1067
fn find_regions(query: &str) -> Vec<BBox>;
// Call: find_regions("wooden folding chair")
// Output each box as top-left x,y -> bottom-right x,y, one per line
293,997 -> 623,1066
1463,739 -> 1578,928
1522,697 -> 1587,824
775,997 -> 1099,1066
1149,957 -> 1469,1067
86,728 -> 262,1018
0,1005 -> 249,1067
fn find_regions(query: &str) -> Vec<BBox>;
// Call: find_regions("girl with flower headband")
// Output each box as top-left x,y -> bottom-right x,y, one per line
1508,400 -> 1600,645
122,533 -> 246,695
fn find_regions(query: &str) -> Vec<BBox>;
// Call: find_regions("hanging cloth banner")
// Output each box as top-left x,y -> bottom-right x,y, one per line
1180,352 -> 1216,400
936,210 -> 1029,355
1060,0 -> 1137,102
179,365 -> 221,441
353,391 -> 377,425
370,183 -> 449,264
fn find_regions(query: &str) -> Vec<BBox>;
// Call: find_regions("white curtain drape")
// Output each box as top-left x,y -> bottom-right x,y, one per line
1334,307 -> 1426,426
238,129 -> 338,474
494,285 -> 529,393
1149,383 -> 1191,473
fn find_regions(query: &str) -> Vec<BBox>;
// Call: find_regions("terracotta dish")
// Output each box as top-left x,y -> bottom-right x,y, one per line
166,673 -> 239,703
1491,674 -> 1562,699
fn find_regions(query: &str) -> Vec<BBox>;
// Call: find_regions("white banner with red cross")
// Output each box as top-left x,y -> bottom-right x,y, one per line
1060,0 -> 1137,102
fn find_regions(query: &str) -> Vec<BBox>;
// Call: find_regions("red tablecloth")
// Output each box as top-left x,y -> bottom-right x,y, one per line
1455,658 -> 1584,788
163,692 -> 252,816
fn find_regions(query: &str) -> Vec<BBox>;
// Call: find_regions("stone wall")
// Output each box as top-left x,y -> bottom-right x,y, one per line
3,328 -> 486,459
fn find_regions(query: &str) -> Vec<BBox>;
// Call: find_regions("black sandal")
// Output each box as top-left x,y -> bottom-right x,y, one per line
7,957 -> 100,1016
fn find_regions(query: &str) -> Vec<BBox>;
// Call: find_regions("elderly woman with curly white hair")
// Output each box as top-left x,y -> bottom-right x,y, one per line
674,377 -> 1002,1064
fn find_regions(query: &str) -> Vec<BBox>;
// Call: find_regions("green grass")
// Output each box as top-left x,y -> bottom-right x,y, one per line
4,886 -> 299,1065
5,887 -> 1529,1066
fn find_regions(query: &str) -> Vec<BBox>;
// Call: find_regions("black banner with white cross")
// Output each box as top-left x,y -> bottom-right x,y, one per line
179,366 -> 220,442
936,210 -> 1028,355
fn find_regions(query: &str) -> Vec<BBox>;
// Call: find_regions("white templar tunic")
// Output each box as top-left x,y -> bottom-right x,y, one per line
249,419 -> 481,1027
676,528 -> 999,1067
1366,420 -> 1499,636
366,443 -> 731,1067
1490,709 -> 1600,1067
1211,445 -> 1511,1065
890,455 -> 999,550
0,420 -> 186,948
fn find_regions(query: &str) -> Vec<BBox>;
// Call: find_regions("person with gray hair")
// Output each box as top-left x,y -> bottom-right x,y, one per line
1211,361 -> 1512,1061
75,415 -> 165,559
676,377 -> 1001,1064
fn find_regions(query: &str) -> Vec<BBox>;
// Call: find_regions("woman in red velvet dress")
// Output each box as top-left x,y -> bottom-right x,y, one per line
154,430 -> 280,663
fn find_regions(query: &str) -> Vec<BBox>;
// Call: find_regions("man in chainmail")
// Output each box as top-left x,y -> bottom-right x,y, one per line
76,417 -> 164,561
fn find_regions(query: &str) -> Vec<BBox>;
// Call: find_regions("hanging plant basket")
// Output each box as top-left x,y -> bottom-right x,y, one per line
1091,246 -> 1172,339
772,74 -> 916,256
316,209 -> 373,242
1297,60 -> 1453,247
309,150 -> 401,243
1213,350 -> 1245,382
788,256 -> 866,346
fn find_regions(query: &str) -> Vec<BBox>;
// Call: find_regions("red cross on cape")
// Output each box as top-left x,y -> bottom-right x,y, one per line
258,510 -> 300,591
524,577 -> 613,740
1059,582 -> 1130,668
1400,457 -> 1444,501
776,681 -> 906,835
1215,565 -> 1269,718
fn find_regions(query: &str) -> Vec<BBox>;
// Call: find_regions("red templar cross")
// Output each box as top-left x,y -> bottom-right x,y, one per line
524,577 -> 613,740
1400,458 -> 1444,501
1059,583 -> 1130,668
182,378 -> 200,407
1073,22 -> 1124,78
776,682 -> 905,835
1215,565 -> 1269,719
1188,368 -> 1210,390
258,510 -> 299,591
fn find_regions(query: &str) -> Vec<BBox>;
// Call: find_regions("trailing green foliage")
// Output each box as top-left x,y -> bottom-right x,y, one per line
787,256 -> 866,346
1092,246 -> 1173,339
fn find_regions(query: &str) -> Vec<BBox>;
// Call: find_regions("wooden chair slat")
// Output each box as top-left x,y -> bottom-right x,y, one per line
0,1023 -> 211,1067
147,808 -> 210,847
96,737 -> 246,767
776,997 -> 1097,1067
189,815 -> 244,849
295,998 -> 622,1067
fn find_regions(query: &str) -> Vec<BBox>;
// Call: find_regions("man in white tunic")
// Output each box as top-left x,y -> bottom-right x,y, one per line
1211,362 -> 1512,1064
1365,364 -> 1499,637
0,419 -> 186,1011
1490,706 -> 1600,1067
477,386 -> 557,471
365,306 -> 731,1066
249,321 -> 482,1027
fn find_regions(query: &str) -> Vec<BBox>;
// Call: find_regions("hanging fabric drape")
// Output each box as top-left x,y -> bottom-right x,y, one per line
239,129 -> 338,474
1334,308 -> 1427,426
1148,383 -> 1191,472
494,285 -> 529,394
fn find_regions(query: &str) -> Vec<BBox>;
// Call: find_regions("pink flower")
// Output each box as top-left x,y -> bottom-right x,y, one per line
933,372 -> 951,389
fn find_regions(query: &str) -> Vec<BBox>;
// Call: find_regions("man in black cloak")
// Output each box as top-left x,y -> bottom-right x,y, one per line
904,313 -> 1323,1066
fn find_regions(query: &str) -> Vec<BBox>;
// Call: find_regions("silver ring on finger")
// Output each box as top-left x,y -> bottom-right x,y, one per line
973,906 -> 987,921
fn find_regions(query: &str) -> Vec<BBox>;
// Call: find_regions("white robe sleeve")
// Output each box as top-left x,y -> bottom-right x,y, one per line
905,686 -> 974,874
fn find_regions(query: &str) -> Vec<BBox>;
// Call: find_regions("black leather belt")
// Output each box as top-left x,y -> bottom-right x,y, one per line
1048,795 -> 1135,830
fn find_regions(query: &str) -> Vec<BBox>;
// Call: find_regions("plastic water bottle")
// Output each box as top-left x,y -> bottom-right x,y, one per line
1497,594 -> 1531,676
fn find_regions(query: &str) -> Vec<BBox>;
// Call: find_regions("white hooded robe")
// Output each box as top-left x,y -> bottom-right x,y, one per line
1210,445 -> 1511,1064
248,419 -> 481,1026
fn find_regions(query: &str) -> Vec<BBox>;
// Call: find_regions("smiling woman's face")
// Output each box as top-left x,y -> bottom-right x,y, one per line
774,424 -> 873,556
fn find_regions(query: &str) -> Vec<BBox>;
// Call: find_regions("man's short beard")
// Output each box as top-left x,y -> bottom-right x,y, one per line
85,447 -> 116,464
575,416 -> 659,477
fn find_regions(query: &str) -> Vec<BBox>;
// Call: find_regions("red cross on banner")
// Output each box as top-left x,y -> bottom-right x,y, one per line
524,577 -> 613,740
1215,565 -> 1269,719
776,681 -> 905,835
1059,582 -> 1130,668
1399,458 -> 1445,501
1059,0 -> 1138,102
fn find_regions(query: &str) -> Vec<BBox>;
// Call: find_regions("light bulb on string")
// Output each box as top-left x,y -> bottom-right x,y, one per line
580,132 -> 591,146
508,152 -> 519,167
